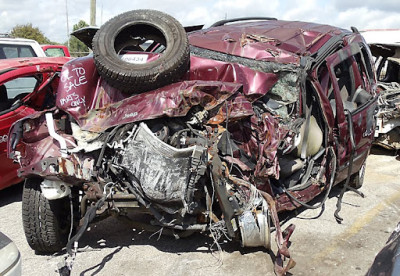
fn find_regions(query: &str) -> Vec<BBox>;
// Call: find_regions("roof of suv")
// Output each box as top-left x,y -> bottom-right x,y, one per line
189,20 -> 351,64
0,36 -> 39,44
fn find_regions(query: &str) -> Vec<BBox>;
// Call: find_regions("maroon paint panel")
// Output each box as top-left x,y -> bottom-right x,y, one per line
188,20 -> 347,63
56,55 -> 280,132
189,56 -> 279,101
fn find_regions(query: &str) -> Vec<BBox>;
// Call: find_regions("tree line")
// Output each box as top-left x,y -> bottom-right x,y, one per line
9,20 -> 90,57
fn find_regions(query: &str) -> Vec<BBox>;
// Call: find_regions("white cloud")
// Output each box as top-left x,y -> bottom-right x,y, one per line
333,0 -> 400,12
335,7 -> 400,30
0,0 -> 399,43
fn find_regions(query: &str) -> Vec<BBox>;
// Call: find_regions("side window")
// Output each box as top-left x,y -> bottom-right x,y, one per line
376,57 -> 388,80
0,44 -> 37,59
353,47 -> 375,91
333,54 -> 373,111
360,47 -> 374,84
327,46 -> 374,113
333,57 -> 356,104
44,48 -> 66,57
0,76 -> 38,112
377,59 -> 400,83
5,76 -> 38,98
19,46 -> 36,58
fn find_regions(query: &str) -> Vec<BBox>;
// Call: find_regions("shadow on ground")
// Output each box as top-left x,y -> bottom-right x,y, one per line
371,145 -> 398,157
76,212 -> 254,255
0,182 -> 23,208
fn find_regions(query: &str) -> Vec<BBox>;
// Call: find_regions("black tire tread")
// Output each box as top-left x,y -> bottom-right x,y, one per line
92,9 -> 190,94
22,178 -> 70,253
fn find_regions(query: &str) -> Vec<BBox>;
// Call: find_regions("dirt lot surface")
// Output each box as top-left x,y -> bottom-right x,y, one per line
1,148 -> 399,276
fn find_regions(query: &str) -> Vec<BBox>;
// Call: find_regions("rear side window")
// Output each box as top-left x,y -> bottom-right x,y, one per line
0,44 -> 37,59
44,48 -> 66,57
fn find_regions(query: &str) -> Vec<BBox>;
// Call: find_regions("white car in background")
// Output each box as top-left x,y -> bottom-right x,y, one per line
0,35 -> 46,59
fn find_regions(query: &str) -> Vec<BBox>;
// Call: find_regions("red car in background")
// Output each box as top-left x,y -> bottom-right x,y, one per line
0,57 -> 69,190
41,45 -> 71,57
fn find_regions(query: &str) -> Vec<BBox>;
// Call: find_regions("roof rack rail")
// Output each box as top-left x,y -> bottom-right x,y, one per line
210,17 -> 277,28
0,33 -> 12,38
351,26 -> 359,34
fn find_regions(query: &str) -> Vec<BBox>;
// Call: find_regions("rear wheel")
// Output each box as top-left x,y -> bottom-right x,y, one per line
349,161 -> 366,189
22,178 -> 73,254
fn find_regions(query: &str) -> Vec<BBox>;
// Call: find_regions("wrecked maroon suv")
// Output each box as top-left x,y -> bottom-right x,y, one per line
8,10 -> 377,274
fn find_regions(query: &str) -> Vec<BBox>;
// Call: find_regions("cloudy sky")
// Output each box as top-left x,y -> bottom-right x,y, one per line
1,0 -> 400,43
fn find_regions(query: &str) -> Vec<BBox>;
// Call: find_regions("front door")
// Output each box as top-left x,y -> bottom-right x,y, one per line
325,43 -> 378,182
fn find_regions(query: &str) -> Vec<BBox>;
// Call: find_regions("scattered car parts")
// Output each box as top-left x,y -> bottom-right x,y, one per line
362,29 -> 400,150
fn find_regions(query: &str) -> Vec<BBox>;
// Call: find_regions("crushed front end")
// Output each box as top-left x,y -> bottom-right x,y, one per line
8,52 -> 310,273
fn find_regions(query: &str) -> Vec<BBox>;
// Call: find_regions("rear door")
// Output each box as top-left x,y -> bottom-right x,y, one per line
325,43 -> 378,182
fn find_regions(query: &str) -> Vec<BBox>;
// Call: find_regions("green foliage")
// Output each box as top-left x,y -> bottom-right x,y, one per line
68,20 -> 90,57
10,23 -> 52,44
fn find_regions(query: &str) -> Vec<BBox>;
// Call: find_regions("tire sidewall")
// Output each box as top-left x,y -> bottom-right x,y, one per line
93,10 -> 186,74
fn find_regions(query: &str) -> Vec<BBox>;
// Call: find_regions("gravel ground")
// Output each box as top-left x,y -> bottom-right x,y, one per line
0,149 -> 399,276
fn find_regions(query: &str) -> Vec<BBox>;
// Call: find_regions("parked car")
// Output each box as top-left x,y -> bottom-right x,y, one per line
0,57 -> 69,190
0,35 -> 46,59
361,29 -> 400,150
8,10 -> 378,274
0,231 -> 21,276
41,45 -> 71,57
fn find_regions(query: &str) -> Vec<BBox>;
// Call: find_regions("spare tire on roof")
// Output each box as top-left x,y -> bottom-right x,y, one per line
92,9 -> 190,94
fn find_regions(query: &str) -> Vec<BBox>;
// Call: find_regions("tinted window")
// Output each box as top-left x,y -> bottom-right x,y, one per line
0,44 -> 37,59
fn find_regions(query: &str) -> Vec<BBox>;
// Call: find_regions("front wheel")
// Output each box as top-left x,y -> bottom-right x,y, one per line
22,178 -> 74,254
